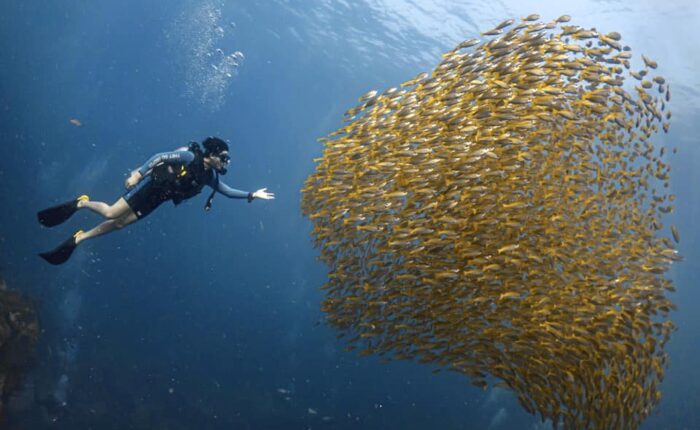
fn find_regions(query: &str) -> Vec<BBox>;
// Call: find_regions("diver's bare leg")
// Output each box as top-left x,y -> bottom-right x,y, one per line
75,210 -> 139,244
78,197 -> 131,219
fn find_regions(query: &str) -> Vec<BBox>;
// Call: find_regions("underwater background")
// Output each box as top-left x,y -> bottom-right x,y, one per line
0,0 -> 698,429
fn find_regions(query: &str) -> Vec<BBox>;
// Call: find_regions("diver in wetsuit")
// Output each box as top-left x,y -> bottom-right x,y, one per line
37,136 -> 274,265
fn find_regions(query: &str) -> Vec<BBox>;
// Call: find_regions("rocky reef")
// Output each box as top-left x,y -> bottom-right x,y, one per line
0,276 -> 40,422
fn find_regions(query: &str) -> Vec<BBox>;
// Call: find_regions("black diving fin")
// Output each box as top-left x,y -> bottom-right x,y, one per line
38,230 -> 83,265
37,195 -> 89,227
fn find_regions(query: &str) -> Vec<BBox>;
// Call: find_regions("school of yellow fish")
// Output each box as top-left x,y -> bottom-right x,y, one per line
301,14 -> 679,430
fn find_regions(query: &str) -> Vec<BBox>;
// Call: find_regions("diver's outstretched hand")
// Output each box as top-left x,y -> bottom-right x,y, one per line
125,170 -> 142,189
252,188 -> 275,200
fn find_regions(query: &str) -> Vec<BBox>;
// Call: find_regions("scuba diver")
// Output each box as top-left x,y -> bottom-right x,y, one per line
37,136 -> 274,265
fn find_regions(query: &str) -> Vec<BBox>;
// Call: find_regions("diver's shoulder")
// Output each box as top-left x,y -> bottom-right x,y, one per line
161,147 -> 196,163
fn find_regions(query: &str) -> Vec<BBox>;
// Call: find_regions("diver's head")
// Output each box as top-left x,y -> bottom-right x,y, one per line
203,136 -> 230,174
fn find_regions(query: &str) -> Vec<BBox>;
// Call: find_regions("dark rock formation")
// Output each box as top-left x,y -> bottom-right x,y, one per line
0,276 -> 40,422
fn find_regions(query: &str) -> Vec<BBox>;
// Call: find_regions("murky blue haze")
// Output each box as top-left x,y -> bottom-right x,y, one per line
0,0 -> 698,429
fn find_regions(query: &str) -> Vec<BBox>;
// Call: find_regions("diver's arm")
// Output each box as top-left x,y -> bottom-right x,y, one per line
209,176 -> 254,201
137,150 -> 195,176
126,150 -> 195,189
212,179 -> 275,202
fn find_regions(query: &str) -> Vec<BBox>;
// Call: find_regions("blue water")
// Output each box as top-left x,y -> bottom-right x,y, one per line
1,1 -> 698,429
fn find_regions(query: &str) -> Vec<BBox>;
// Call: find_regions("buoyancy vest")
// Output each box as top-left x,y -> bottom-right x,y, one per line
150,142 -> 213,205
